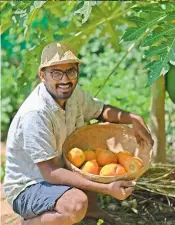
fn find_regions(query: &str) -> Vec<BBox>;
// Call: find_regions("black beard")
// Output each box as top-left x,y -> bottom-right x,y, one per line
54,92 -> 73,100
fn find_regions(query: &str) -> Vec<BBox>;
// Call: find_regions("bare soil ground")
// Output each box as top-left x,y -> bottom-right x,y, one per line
1,183 -> 21,225
1,142 -> 21,224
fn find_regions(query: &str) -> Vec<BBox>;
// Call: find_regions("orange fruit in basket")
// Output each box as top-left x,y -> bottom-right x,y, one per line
81,160 -> 99,175
97,150 -> 117,166
84,150 -> 96,161
117,150 -> 133,166
100,163 -> 127,176
67,147 -> 85,168
95,148 -> 106,157
123,156 -> 143,174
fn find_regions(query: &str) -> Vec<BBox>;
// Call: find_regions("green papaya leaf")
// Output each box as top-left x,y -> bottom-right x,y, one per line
146,46 -> 175,87
74,1 -> 97,24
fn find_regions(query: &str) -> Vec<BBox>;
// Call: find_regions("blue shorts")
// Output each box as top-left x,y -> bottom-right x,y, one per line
13,181 -> 72,219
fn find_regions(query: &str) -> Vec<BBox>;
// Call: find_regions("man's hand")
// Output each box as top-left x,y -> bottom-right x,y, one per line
131,114 -> 154,146
107,180 -> 136,200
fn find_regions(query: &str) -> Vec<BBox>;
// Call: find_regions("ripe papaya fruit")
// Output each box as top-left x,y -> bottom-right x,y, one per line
166,64 -> 175,104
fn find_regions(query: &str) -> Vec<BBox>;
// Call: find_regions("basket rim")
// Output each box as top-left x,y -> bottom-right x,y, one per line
62,123 -> 134,148
62,123 -> 153,182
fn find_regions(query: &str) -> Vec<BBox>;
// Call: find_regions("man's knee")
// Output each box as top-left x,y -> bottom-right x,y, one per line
63,188 -> 88,223
55,188 -> 88,223
71,194 -> 88,222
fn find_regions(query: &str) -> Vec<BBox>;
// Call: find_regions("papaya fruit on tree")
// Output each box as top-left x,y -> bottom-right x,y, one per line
165,64 -> 175,104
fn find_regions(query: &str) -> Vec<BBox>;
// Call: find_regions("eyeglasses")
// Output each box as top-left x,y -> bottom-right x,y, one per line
45,68 -> 78,80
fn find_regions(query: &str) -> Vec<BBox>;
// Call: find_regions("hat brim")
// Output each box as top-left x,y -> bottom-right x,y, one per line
39,59 -> 82,71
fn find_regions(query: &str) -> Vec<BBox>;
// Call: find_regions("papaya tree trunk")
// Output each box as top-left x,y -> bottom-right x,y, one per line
150,76 -> 166,162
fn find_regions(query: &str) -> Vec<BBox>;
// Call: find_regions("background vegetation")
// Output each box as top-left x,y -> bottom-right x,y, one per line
1,0 -> 175,157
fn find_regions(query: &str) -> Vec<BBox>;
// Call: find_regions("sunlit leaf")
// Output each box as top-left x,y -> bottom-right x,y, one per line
145,45 -> 175,87
74,1 -> 97,24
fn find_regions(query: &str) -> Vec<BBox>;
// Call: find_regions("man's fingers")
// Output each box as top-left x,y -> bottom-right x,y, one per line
122,186 -> 134,198
133,116 -> 154,146
139,121 -> 154,146
119,180 -> 136,187
149,137 -> 154,146
137,129 -> 154,146
143,131 -> 154,146
135,134 -> 142,145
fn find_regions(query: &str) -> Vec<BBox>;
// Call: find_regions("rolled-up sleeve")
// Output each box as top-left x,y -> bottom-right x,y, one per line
21,111 -> 57,163
76,85 -> 104,121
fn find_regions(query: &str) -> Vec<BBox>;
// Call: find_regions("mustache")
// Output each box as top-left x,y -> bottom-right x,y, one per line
56,82 -> 73,88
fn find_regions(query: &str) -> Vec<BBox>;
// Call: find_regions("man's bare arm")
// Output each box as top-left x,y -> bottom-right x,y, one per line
97,104 -> 133,124
37,157 -> 135,200
97,104 -> 154,146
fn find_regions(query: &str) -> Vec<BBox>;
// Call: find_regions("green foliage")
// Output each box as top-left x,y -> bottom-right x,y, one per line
1,1 -> 175,158
0,155 -> 6,182
14,1 -> 47,36
97,219 -> 104,225
71,1 -> 131,52
0,2 -> 13,34
2,1 -> 174,90
121,3 -> 175,86
74,1 -> 98,24
79,35 -> 150,119
1,30 -> 40,139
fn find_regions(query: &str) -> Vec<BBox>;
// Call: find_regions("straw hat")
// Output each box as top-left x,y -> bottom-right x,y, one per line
39,42 -> 82,71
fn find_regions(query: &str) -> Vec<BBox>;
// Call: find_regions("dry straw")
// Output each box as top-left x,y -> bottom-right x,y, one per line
63,123 -> 153,183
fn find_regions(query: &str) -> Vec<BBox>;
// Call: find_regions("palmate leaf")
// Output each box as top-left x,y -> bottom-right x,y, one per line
145,44 -> 175,87
24,1 -> 47,37
122,3 -> 175,86
121,14 -> 167,42
61,2 -> 131,52
121,4 -> 170,42
74,1 -> 98,24
141,24 -> 175,47
92,5 -> 121,51
143,22 -> 175,86
13,1 -> 47,36
144,44 -> 168,58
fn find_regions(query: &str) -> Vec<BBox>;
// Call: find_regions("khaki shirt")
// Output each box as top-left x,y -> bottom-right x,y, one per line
3,82 -> 103,206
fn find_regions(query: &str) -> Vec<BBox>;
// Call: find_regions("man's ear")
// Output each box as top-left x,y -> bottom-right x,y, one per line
39,70 -> 46,82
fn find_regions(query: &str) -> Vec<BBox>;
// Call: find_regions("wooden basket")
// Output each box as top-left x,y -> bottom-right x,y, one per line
62,123 -> 152,183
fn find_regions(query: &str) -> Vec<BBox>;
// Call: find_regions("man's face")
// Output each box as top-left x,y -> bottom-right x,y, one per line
40,63 -> 78,101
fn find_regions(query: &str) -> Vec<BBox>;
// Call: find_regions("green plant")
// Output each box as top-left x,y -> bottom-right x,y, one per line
0,155 -> 6,182
1,1 -> 175,160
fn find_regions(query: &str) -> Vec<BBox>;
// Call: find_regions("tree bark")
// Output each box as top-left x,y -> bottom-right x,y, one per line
150,76 -> 166,162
